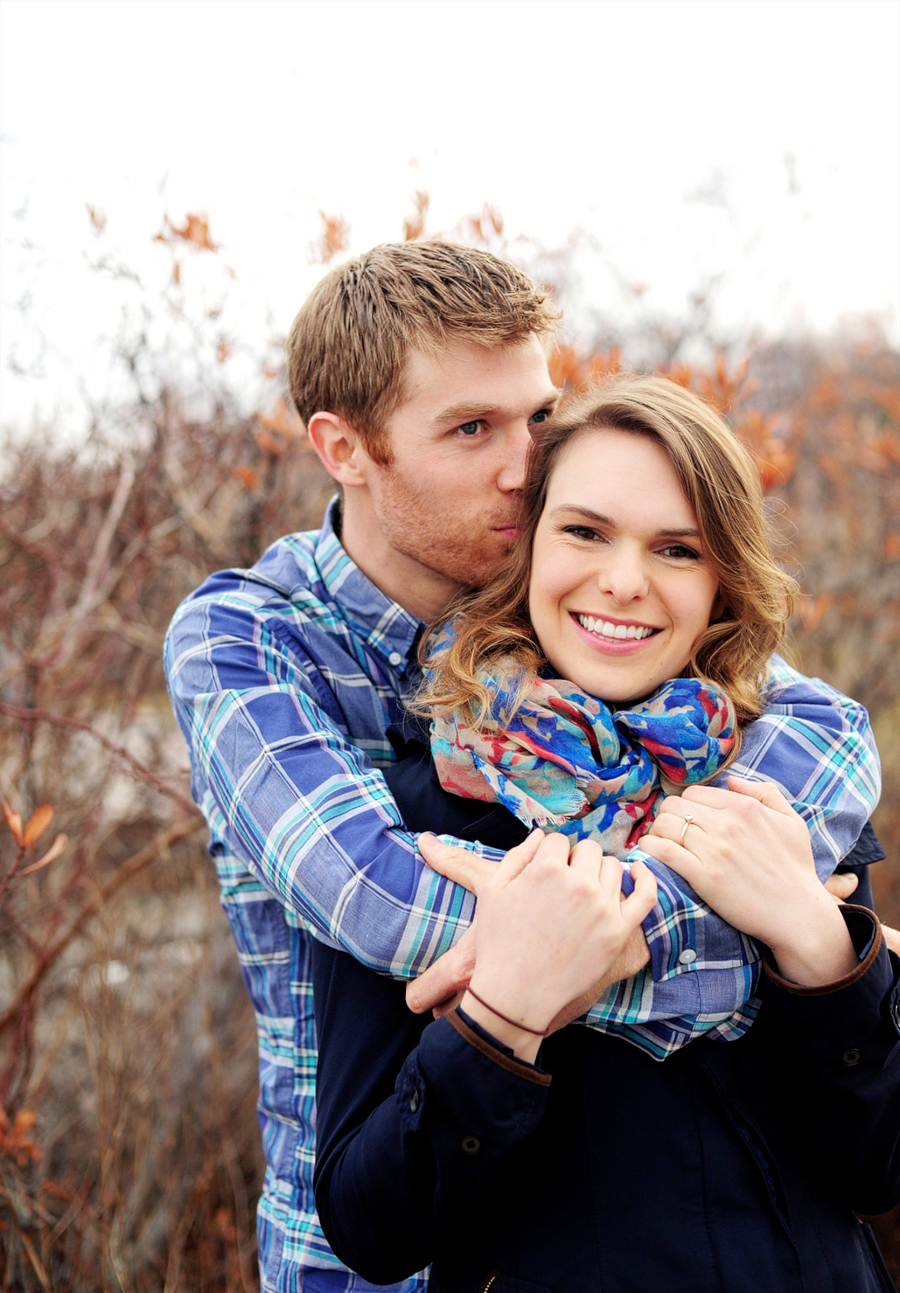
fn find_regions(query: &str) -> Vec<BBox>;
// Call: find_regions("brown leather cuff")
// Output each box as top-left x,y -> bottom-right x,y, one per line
763,905 -> 883,997
446,1009 -> 552,1087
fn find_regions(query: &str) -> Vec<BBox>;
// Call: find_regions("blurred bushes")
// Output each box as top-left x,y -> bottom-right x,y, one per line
1,208 -> 898,1289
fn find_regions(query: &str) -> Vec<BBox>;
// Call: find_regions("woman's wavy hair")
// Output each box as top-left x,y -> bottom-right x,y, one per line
418,373 -> 796,728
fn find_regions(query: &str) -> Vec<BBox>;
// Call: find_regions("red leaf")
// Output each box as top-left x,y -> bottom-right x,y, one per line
2,799 -> 23,845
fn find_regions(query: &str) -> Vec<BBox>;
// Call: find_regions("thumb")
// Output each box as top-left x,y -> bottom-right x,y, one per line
726,775 -> 795,817
405,924 -> 476,1014
417,834 -> 497,894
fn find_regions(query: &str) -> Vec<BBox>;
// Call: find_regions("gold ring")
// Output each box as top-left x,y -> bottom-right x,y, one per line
679,814 -> 695,849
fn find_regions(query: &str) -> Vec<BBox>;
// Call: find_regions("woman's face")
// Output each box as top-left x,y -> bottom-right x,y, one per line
528,428 -> 720,705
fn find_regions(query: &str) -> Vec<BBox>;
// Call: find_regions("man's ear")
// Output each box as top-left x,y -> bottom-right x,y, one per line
307,412 -> 370,487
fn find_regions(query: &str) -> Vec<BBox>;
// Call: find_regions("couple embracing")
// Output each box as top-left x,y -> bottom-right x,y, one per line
165,242 -> 899,1292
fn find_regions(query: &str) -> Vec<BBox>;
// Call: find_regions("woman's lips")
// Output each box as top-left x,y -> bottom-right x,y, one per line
570,611 -> 661,655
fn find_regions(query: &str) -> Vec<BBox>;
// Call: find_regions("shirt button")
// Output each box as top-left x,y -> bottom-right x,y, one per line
461,1135 -> 481,1155
388,651 -> 403,667
842,1047 -> 861,1067
678,949 -> 697,965
409,1089 -> 420,1113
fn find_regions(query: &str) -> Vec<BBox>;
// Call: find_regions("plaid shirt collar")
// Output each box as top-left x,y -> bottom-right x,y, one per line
313,496 -> 423,675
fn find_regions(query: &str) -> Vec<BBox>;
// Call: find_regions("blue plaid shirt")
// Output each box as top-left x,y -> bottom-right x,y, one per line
163,500 -> 880,1293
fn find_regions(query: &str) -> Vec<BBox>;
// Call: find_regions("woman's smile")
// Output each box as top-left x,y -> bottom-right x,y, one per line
528,428 -> 720,704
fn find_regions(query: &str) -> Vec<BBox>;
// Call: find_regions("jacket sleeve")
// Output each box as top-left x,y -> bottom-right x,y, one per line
311,938 -> 549,1285
760,906 -> 900,1214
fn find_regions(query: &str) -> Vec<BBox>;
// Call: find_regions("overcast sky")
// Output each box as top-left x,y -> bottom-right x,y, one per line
2,0 -> 898,431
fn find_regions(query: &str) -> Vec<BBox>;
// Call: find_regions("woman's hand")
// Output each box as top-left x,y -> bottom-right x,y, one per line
641,776 -> 857,986
457,833 -> 657,1061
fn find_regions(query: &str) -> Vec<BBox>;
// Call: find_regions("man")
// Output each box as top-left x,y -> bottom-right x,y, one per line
164,242 -> 880,1292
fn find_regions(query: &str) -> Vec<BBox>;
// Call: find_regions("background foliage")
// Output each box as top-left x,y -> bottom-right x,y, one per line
1,203 -> 898,1290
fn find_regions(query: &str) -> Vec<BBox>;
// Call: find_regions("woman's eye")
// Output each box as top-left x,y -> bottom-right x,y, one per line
563,525 -> 601,541
662,544 -> 701,560
456,420 -> 482,437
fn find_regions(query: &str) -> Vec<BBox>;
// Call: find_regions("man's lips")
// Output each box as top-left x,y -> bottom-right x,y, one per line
492,525 -> 521,541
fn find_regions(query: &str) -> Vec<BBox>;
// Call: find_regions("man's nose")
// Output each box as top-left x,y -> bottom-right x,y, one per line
496,423 -> 532,493
598,547 -> 650,603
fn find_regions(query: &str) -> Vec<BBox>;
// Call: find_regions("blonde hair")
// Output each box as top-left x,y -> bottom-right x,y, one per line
286,241 -> 560,465
419,374 -> 796,727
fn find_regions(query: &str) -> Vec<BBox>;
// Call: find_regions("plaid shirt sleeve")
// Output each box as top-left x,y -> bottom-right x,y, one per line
166,594 -> 480,977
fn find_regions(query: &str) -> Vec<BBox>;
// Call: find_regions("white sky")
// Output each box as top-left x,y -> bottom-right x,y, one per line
2,0 -> 899,431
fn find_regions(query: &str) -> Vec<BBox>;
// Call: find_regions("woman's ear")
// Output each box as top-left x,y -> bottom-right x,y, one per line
307,412 -> 369,487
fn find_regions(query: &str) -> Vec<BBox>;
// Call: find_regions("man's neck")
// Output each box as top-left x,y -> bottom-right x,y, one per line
338,499 -> 461,624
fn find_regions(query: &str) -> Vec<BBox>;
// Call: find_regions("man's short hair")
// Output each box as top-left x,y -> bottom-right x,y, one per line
286,241 -> 560,464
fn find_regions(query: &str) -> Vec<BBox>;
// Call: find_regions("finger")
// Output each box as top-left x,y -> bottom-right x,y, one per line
724,775 -> 796,817
639,833 -> 702,884
417,833 -> 501,894
597,853 -> 624,900
824,872 -> 859,901
620,859 -> 658,926
495,828 -> 550,883
568,837 -> 606,875
405,925 -> 476,1014
646,804 -> 711,846
883,925 -> 900,958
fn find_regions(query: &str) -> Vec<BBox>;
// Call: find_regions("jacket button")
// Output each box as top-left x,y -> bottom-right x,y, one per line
461,1135 -> 481,1155
892,1000 -> 900,1030
842,1047 -> 861,1067
409,1089 -> 420,1112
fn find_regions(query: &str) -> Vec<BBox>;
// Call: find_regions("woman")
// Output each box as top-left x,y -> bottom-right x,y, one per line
311,377 -> 899,1291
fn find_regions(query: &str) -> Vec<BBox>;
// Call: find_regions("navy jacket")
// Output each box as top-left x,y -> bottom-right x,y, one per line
312,743 -> 900,1292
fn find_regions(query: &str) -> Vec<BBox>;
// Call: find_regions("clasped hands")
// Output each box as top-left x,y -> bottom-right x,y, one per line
408,777 -> 892,1037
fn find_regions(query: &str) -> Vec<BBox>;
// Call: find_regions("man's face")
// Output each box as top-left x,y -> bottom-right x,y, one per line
365,335 -> 559,604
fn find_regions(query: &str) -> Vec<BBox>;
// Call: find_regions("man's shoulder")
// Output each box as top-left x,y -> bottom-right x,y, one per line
761,654 -> 867,721
164,524 -> 357,669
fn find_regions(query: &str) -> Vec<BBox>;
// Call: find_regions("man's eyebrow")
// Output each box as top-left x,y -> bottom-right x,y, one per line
435,389 -> 562,424
548,504 -> 701,538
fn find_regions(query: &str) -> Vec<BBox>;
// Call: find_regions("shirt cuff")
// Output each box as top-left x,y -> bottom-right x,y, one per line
763,905 -> 883,997
447,1008 -> 551,1087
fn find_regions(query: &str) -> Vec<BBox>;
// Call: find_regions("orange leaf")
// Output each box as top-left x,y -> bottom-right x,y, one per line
216,338 -> 233,364
23,804 -> 53,848
2,799 -> 23,845
20,833 -> 68,875
233,466 -> 259,490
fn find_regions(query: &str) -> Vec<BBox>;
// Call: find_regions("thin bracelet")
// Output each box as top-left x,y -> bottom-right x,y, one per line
464,986 -> 546,1037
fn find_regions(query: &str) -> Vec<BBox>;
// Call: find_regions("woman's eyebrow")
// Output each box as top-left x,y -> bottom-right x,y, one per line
548,504 -> 701,538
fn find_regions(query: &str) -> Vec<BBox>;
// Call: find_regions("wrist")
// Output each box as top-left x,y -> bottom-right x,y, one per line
460,987 -> 542,1064
768,891 -> 858,986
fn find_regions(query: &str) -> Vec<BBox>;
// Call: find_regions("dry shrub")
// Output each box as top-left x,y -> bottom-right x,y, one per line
1,205 -> 898,1288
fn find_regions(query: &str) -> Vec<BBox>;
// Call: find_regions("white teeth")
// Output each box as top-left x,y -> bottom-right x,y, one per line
577,615 -> 654,640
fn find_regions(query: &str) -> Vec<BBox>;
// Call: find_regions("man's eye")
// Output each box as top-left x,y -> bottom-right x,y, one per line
456,420 -> 482,437
529,409 -> 550,426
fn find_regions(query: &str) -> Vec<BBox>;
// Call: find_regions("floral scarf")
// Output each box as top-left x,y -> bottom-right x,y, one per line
429,657 -> 736,858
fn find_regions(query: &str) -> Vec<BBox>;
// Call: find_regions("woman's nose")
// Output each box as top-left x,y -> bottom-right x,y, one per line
597,549 -> 650,603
